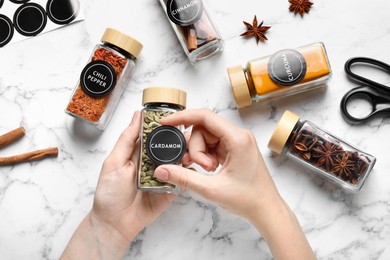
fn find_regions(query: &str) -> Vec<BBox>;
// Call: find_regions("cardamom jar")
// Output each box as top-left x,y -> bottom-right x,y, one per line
268,111 -> 376,192
159,0 -> 224,64
137,87 -> 187,194
227,42 -> 332,109
65,28 -> 143,130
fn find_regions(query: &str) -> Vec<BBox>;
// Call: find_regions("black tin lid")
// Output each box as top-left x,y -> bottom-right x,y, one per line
166,0 -> 203,26
0,14 -> 14,47
146,126 -> 186,165
46,0 -> 80,25
13,3 -> 47,36
0,0 -> 4,9
267,49 -> 307,86
9,0 -> 30,4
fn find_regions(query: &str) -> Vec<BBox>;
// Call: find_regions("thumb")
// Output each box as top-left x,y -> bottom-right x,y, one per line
154,165 -> 208,195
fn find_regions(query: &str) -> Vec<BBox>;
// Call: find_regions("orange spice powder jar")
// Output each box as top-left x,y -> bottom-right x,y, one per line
227,42 -> 332,109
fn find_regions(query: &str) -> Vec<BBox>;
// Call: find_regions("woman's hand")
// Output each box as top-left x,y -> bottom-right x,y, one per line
154,109 -> 316,260
61,111 -> 175,260
154,109 -> 278,219
92,111 -> 175,241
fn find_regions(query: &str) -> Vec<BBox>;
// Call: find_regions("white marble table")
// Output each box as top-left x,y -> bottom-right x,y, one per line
1,0 -> 390,259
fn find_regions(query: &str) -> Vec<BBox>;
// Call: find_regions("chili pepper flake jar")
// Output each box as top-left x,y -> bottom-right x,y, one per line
65,28 -> 143,130
137,87 -> 187,194
268,111 -> 376,192
159,0 -> 224,64
227,42 -> 332,109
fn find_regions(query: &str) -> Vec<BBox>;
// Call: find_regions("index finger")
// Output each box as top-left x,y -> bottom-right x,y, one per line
108,111 -> 141,163
160,109 -> 238,138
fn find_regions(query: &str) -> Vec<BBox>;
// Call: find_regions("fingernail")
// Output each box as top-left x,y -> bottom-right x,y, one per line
155,167 -> 169,181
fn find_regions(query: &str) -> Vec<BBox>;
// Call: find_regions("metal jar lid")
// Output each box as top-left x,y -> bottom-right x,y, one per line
142,87 -> 187,108
227,66 -> 252,109
101,28 -> 143,59
268,110 -> 300,155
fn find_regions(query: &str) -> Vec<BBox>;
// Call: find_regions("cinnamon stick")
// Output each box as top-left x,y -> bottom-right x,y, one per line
0,127 -> 26,148
0,147 -> 59,166
187,26 -> 198,52
195,15 -> 218,43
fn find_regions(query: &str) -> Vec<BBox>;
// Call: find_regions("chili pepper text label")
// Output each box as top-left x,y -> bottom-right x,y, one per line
80,60 -> 117,97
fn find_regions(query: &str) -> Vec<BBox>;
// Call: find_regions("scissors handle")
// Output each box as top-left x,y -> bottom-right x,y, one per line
340,86 -> 390,124
345,57 -> 390,93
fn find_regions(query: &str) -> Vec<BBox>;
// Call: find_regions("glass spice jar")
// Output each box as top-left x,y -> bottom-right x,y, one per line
268,111 -> 376,192
137,87 -> 187,194
227,42 -> 332,109
159,0 -> 224,64
65,28 -> 143,130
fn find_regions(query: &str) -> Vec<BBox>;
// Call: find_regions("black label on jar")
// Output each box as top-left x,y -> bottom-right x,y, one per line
146,126 -> 186,165
80,60 -> 117,98
166,0 -> 203,26
268,49 -> 307,86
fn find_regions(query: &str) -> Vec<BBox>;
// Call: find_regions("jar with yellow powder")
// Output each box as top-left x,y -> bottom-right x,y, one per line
227,42 -> 332,109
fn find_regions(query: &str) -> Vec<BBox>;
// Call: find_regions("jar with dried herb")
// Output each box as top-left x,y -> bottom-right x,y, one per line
268,111 -> 376,192
137,87 -> 187,193
159,0 -> 224,64
65,28 -> 143,130
227,42 -> 332,109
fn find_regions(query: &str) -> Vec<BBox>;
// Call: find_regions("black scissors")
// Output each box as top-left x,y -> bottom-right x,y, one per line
340,57 -> 390,124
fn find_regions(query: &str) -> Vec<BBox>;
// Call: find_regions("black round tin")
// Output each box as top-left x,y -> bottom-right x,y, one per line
0,14 -> 14,47
13,3 -> 47,36
0,0 -> 4,9
46,0 -> 80,25
9,0 -> 30,4
146,126 -> 186,165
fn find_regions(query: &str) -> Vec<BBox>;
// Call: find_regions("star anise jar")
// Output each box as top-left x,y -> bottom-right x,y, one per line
268,111 -> 376,192
159,0 -> 224,64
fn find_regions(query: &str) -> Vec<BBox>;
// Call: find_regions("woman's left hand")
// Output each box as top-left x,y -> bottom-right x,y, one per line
92,111 -> 175,242
61,111 -> 175,260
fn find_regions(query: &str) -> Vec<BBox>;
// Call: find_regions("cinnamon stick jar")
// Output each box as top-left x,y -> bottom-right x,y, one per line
159,0 -> 224,64
137,87 -> 187,194
227,42 -> 332,109
65,28 -> 143,130
268,111 -> 376,192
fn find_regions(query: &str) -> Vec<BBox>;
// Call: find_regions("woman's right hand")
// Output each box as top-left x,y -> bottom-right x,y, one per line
154,109 -> 316,260
154,109 -> 281,220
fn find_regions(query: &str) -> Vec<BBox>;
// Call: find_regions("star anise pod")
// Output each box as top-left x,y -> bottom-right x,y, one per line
332,154 -> 356,178
289,0 -> 313,17
294,142 -> 308,152
312,142 -> 342,172
240,15 -> 271,44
